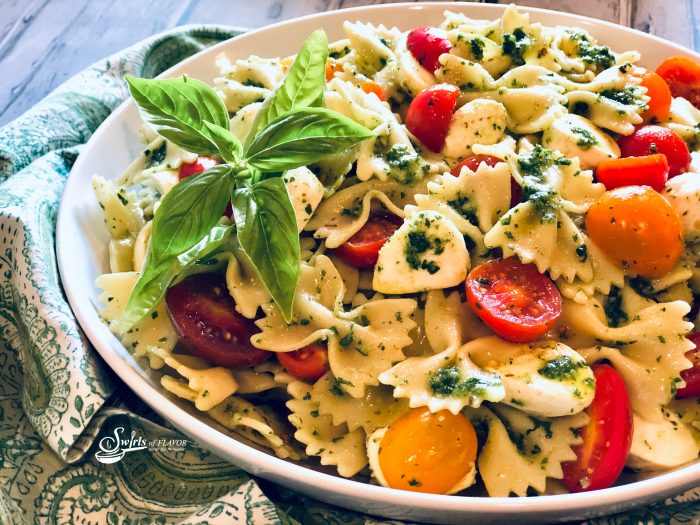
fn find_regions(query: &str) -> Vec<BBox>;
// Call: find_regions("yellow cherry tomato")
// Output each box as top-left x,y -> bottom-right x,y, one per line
585,185 -> 683,278
378,407 -> 477,494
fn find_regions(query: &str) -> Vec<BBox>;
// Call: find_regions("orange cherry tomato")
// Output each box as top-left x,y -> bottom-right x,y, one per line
563,364 -> 633,492
585,186 -> 684,277
656,56 -> 700,109
466,257 -> 562,343
360,81 -> 387,101
378,407 -> 477,493
325,58 -> 343,81
277,343 -> 329,382
595,154 -> 669,192
632,67 -> 672,123
281,57 -> 294,74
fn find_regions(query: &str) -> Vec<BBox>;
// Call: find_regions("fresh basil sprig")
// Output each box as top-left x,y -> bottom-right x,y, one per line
119,30 -> 374,331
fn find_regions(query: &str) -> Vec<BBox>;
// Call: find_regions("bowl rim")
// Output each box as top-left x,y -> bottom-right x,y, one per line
56,1 -> 700,520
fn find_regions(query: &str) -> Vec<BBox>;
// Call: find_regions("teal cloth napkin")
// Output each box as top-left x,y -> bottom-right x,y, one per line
0,24 -> 697,525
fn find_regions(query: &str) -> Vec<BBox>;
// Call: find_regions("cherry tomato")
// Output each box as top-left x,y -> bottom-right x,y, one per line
405,84 -> 459,153
333,213 -> 403,268
450,155 -> 522,208
360,81 -> 387,101
406,26 -> 453,73
325,58 -> 343,81
165,273 -> 271,367
563,364 -> 633,492
632,67 -> 672,124
277,343 -> 329,382
178,157 -> 219,179
595,154 -> 669,192
617,125 -> 691,177
585,185 -> 683,278
465,257 -> 562,343
656,56 -> 700,109
378,407 -> 477,493
676,333 -> 700,399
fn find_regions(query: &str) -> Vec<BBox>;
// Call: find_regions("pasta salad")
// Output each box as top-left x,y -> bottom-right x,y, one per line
94,5 -> 700,497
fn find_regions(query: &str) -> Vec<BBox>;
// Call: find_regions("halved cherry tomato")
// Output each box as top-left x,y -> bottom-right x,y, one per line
405,84 -> 459,152
406,26 -> 453,73
595,154 -> 669,192
465,257 -> 562,343
450,154 -> 522,207
333,213 -> 403,268
676,332 -> 700,399
178,157 -> 219,179
378,407 -> 477,493
165,273 -> 271,367
585,185 -> 683,278
360,81 -> 387,101
617,125 -> 691,177
656,56 -> 700,109
563,364 -> 633,492
325,58 -> 343,81
277,343 -> 329,382
632,67 -> 672,124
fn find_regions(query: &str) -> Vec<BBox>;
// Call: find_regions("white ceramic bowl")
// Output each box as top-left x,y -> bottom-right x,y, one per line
56,3 -> 700,523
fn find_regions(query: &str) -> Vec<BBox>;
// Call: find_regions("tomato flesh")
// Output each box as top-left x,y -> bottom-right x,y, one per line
165,273 -> 271,367
378,407 -> 477,493
334,213 -> 403,268
633,67 -> 672,124
360,81 -> 387,101
585,185 -> 683,278
450,155 -> 521,208
179,156 -> 219,179
406,26 -> 453,73
406,84 -> 459,153
465,257 -> 562,343
656,56 -> 700,109
677,333 -> 700,399
563,364 -> 633,492
595,154 -> 669,192
617,125 -> 691,177
277,343 -> 329,382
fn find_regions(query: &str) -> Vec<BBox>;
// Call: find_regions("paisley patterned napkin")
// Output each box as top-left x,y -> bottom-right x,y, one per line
0,24 -> 696,525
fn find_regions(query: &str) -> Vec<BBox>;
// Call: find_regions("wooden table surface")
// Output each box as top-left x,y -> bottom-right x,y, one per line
1,0 -> 698,127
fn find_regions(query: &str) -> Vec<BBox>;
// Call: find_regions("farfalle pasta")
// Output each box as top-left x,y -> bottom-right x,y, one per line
95,5 -> 700,499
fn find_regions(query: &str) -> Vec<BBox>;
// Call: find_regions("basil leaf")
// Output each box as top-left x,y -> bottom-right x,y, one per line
244,107 -> 374,172
126,75 -> 230,156
245,30 -> 328,146
232,178 -> 299,322
120,225 -> 236,330
203,121 -> 242,163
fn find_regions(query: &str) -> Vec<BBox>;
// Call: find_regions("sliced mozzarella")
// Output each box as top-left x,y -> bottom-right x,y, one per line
663,172 -> 700,243
373,210 -> 469,294
542,114 -> 620,170
441,99 -> 507,159
627,411 -> 699,471
469,339 -> 595,417
282,167 -> 325,232
366,426 -> 477,494
229,101 -> 262,143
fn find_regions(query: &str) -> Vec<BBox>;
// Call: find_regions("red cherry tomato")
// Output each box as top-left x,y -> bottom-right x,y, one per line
450,155 -> 522,208
334,213 -> 403,268
406,84 -> 460,153
676,333 -> 700,399
617,125 -> 691,177
406,26 -> 453,73
656,56 -> 700,109
595,154 -> 669,192
165,273 -> 271,367
277,343 -> 330,382
178,157 -> 219,179
465,257 -> 562,343
632,67 -> 672,124
563,364 -> 633,492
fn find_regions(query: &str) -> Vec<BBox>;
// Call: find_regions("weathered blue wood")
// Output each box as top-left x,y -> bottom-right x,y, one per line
0,0 -> 697,127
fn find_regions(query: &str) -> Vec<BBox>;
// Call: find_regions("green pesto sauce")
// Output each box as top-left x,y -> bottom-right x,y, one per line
502,27 -> 530,66
470,37 -> 485,60
603,285 -> 628,328
405,227 -> 444,274
429,365 -> 501,397
518,145 -> 568,223
446,193 -> 479,226
600,87 -> 644,107
538,356 -> 586,381
145,142 -> 167,168
386,144 -> 421,183
571,126 -> 599,149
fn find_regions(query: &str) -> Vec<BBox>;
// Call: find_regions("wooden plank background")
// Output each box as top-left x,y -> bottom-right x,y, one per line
1,0 -> 698,127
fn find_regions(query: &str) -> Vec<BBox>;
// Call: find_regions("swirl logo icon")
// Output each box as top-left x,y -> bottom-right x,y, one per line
94,426 -> 148,464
